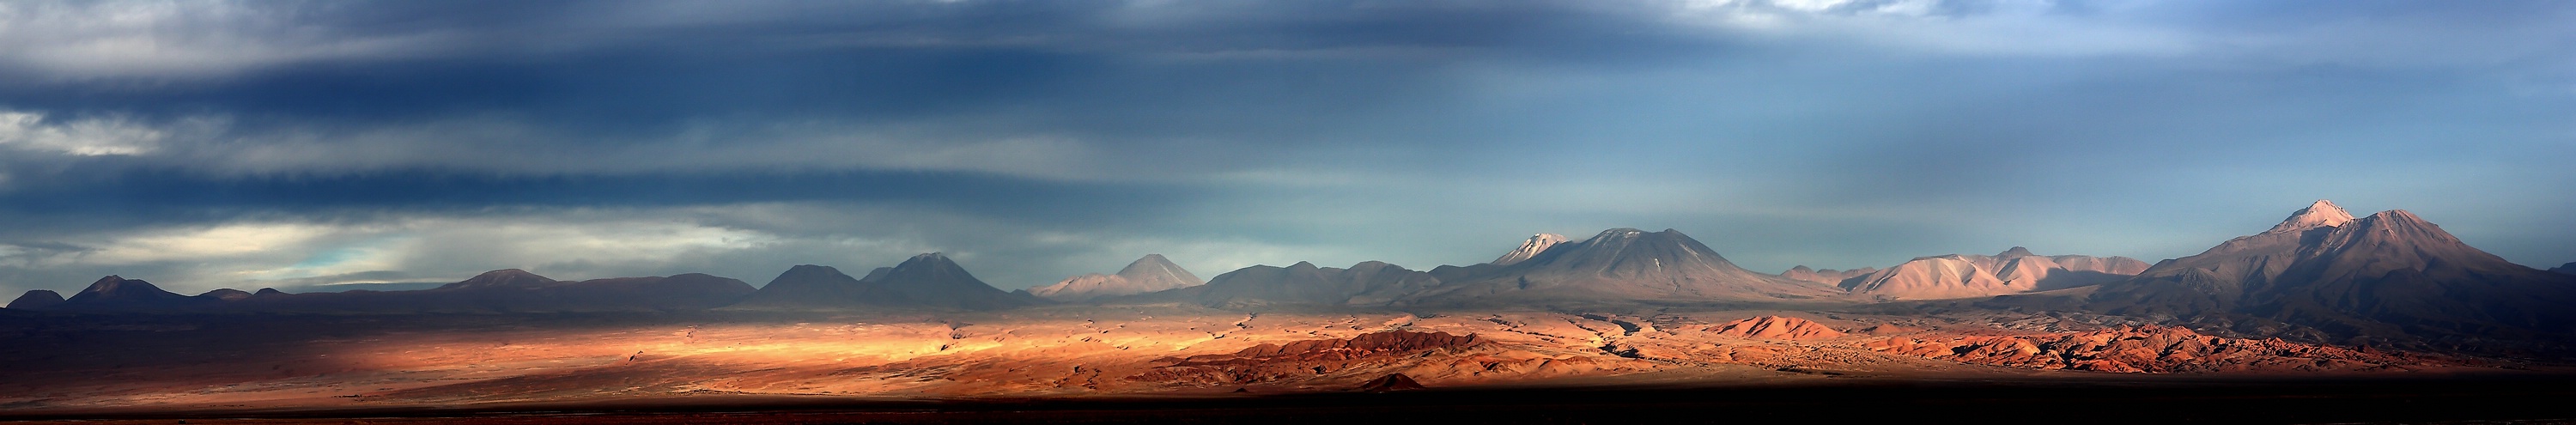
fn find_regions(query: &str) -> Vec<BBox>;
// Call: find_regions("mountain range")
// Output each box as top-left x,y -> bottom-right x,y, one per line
8,270 -> 754,313
1129,260 -> 1443,308
731,252 -> 1038,311
8,199 -> 2567,348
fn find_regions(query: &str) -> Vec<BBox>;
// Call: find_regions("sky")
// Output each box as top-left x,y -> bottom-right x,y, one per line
1,0 -> 2571,296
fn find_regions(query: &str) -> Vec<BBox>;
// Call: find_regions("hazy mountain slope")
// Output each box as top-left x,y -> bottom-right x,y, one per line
732,264 -> 888,309
1491,234 -> 1569,266
1151,261 -> 1442,308
1029,254 -> 1205,302
2050,254 -> 2153,276
1841,246 -> 2153,301
203,270 -> 756,313
1400,228 -> 1843,306
1779,266 -> 1876,287
1844,255 -> 2017,301
2087,200 -> 2576,342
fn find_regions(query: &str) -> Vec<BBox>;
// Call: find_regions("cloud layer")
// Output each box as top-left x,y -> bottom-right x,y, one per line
1,0 -> 2570,295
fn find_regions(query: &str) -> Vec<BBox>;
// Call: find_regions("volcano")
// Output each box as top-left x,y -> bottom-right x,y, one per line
2087,200 -> 2576,342
1029,254 -> 1206,302
1403,228 -> 1843,306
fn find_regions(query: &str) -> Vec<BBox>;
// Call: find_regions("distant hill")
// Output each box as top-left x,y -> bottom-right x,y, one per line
1779,265 -> 1876,287
1402,228 -> 1844,306
1841,247 -> 2149,301
7,270 -> 753,313
1127,261 -> 1442,308
1028,254 -> 1205,302
5,289 -> 64,309
732,253 -> 1036,311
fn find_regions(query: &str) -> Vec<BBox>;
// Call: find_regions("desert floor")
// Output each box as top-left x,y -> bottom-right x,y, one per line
3,305 -> 2570,422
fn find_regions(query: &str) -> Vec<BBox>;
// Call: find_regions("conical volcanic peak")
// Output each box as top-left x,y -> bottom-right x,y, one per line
870,252 -> 1036,310
1528,228 -> 1747,277
1115,253 -> 1205,288
1996,246 -> 2037,258
8,290 -> 64,309
1398,227 -> 1840,304
2267,199 -> 2354,234
68,276 -> 185,303
2553,262 -> 2575,276
438,269 -> 558,290
770,264 -> 858,286
729,264 -> 883,309
884,252 -> 976,284
1031,254 -> 1206,302
2092,203 -> 2576,341
1492,234 -> 1569,265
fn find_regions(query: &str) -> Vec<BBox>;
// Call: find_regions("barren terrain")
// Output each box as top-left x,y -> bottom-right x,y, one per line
1,303 -> 2527,420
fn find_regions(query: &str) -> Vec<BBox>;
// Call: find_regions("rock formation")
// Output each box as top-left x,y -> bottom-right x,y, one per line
1704,316 -> 1844,339
1358,373 -> 1426,392
1867,325 -> 2432,373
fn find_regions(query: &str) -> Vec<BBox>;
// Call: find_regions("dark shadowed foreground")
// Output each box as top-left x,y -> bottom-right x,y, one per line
3,308 -> 2572,424
3,376 -> 2574,424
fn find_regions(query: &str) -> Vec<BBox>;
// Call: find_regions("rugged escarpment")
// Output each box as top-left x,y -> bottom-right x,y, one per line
1704,316 -> 1844,340
1867,325 -> 2438,373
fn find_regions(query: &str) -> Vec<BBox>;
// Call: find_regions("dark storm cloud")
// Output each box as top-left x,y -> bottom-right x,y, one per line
0,0 -> 2569,294
0,158 -> 1197,226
